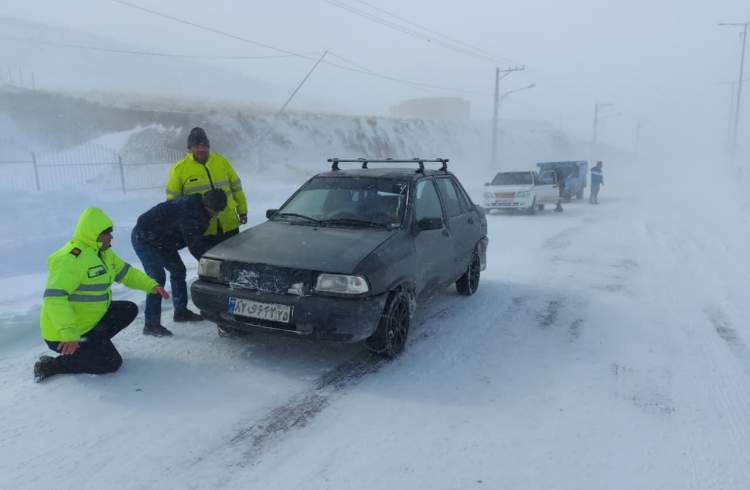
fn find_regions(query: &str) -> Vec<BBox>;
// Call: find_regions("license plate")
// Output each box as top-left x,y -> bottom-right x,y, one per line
228,297 -> 292,323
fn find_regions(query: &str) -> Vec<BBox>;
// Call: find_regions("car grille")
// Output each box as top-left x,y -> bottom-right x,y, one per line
223,262 -> 313,296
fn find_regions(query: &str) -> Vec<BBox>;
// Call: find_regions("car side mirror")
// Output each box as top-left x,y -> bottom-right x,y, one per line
417,217 -> 443,231
484,182 -> 490,186
266,208 -> 278,220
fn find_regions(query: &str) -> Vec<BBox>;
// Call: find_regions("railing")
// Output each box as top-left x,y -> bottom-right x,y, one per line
0,142 -> 183,193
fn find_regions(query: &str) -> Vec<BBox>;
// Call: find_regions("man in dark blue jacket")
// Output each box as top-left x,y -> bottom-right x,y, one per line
131,189 -> 227,336
590,161 -> 604,204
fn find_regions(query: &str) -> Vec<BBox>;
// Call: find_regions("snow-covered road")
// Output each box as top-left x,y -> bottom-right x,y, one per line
2,159 -> 750,489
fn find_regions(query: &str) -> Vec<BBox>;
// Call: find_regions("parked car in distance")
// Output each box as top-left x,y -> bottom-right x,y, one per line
191,158 -> 488,358
536,160 -> 588,200
483,170 -> 559,213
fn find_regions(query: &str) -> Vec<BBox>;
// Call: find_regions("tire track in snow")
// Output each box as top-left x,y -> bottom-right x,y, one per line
643,222 -> 750,488
705,306 -> 750,374
184,297 -> 466,475
688,311 -> 750,490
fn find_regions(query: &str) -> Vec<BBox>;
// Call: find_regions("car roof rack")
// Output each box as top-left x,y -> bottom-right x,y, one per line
327,157 -> 449,173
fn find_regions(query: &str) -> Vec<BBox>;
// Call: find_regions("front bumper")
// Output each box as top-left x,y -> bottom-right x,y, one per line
484,198 -> 534,210
191,280 -> 387,342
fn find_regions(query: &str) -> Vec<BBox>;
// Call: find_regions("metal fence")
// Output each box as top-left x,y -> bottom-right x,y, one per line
0,141 -> 184,193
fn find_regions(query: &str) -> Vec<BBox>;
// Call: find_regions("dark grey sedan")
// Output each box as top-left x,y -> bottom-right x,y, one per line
191,159 -> 488,357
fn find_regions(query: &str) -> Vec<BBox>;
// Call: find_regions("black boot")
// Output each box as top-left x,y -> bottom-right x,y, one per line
173,309 -> 203,323
143,324 -> 173,337
34,355 -> 56,383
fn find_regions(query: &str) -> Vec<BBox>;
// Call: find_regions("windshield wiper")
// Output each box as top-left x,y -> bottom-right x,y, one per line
319,217 -> 387,228
274,212 -> 322,225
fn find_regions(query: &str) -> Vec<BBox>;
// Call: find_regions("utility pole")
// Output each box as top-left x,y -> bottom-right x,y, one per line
720,78 -> 750,145
592,101 -> 614,153
634,120 -> 646,157
719,22 -> 749,156
491,65 -> 525,169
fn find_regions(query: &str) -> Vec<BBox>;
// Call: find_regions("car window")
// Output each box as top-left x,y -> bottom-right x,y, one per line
415,180 -> 443,222
279,177 -> 408,227
435,178 -> 462,218
453,179 -> 474,213
491,172 -> 533,185
538,172 -> 556,185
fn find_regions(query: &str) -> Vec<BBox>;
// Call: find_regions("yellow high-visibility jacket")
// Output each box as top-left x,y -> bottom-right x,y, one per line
165,152 -> 248,235
39,207 -> 158,342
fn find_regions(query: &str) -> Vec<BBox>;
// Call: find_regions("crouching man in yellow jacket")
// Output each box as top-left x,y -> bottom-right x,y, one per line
34,207 -> 169,382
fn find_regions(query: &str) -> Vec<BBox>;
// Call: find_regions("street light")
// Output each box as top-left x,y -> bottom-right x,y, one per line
500,83 -> 537,104
491,83 -> 536,169
718,21 -> 749,157
592,101 -> 614,152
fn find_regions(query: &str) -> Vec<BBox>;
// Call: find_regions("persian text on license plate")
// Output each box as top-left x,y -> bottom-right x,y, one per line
228,297 -> 291,323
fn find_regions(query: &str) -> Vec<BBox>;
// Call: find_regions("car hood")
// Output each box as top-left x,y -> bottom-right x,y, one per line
204,221 -> 394,274
487,185 -> 535,193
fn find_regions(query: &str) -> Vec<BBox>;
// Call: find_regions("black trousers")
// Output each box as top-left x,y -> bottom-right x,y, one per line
45,301 -> 138,375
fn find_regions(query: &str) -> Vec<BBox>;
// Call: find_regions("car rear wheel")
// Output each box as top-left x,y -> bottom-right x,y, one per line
366,291 -> 410,358
456,248 -> 481,295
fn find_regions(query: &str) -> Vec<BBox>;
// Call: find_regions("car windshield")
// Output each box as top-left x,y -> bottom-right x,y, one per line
491,172 -> 533,185
275,177 -> 409,228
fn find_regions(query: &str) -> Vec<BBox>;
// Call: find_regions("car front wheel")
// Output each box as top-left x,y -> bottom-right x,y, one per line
456,248 -> 481,296
366,291 -> 410,358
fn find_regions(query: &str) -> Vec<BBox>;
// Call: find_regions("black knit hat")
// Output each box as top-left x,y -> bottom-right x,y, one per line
187,127 -> 210,148
202,189 -> 227,212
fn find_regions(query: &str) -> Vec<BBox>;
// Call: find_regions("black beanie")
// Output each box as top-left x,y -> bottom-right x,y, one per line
202,189 -> 227,212
187,127 -> 210,148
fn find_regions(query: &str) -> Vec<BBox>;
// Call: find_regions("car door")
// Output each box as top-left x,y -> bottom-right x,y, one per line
413,178 -> 451,297
536,170 -> 558,204
435,177 -> 477,280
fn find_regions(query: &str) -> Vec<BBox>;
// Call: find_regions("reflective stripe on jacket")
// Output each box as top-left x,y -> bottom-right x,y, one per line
165,152 -> 248,236
39,207 -> 159,342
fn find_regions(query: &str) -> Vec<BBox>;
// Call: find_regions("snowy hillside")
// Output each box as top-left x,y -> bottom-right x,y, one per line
1,87 -> 595,193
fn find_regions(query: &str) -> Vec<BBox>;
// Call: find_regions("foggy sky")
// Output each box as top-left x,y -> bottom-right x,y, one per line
3,0 -> 749,154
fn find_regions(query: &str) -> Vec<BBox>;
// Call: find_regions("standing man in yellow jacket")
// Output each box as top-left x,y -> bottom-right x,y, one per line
35,207 -> 169,382
166,127 -> 248,247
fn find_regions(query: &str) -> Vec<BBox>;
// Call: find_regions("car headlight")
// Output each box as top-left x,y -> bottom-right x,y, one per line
483,192 -> 494,200
515,191 -> 531,198
315,273 -> 369,295
198,257 -> 222,279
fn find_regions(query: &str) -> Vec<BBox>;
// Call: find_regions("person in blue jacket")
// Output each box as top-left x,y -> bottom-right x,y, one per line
590,161 -> 604,204
131,189 -> 227,336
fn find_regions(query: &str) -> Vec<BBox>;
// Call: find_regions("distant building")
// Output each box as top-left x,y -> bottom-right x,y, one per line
390,97 -> 470,121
